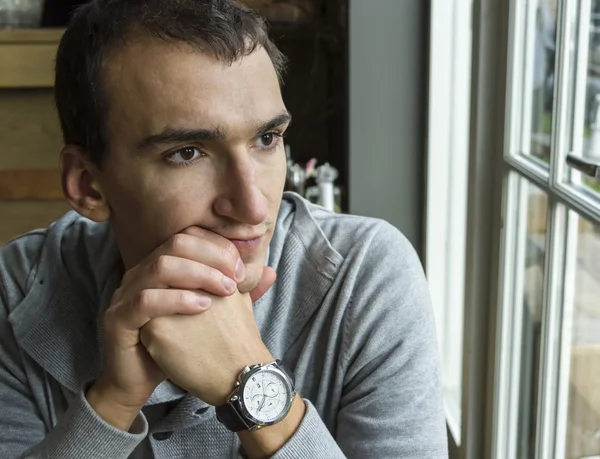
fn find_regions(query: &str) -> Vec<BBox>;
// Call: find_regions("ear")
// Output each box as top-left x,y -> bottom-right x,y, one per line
59,145 -> 111,222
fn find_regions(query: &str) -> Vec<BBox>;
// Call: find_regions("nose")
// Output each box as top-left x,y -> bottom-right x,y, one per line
213,152 -> 269,225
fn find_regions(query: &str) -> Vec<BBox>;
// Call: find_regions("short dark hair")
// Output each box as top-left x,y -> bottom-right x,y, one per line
54,0 -> 287,167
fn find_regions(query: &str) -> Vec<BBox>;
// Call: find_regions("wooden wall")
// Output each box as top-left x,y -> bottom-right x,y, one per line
0,29 -> 70,246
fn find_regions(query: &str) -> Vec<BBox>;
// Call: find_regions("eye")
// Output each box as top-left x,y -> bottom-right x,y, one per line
166,146 -> 204,165
256,132 -> 282,150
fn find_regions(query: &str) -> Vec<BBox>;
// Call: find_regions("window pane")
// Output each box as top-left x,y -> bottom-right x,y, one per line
569,0 -> 600,197
516,182 -> 548,458
523,0 -> 558,164
564,214 -> 600,459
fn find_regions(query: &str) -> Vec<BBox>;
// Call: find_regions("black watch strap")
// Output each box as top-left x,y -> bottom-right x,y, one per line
215,400 -> 252,432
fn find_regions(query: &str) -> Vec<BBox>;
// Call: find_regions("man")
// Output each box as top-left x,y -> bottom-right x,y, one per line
0,0 -> 447,458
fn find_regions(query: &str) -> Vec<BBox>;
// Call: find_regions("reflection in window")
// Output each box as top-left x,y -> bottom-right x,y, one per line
528,0 -> 557,163
564,214 -> 600,459
516,182 -> 547,458
577,0 -> 600,194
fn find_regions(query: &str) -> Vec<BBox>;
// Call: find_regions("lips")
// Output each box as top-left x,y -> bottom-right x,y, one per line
229,235 -> 264,254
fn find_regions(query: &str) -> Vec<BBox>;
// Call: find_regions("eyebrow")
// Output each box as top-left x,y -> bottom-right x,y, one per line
137,125 -> 226,150
255,112 -> 292,136
137,111 -> 292,150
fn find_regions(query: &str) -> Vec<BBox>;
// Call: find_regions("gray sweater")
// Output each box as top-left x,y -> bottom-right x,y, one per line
0,193 -> 448,458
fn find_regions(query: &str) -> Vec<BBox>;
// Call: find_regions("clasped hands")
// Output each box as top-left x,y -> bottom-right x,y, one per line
88,226 -> 276,421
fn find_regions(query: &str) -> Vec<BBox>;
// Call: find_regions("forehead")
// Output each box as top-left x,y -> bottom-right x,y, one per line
102,34 -> 285,138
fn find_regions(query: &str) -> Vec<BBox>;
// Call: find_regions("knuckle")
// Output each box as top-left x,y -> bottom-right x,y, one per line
140,324 -> 160,351
121,265 -> 138,285
169,234 -> 189,254
145,315 -> 169,337
110,286 -> 124,304
154,254 -> 173,277
105,289 -> 125,318
135,288 -> 154,309
102,306 -> 117,326
202,264 -> 218,284
121,269 -> 132,284
142,318 -> 160,335
220,240 -> 238,264
176,290 -> 191,306
102,302 -> 124,337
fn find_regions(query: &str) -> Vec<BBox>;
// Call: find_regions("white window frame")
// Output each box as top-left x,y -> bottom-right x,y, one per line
425,0 -> 472,444
426,0 -> 510,457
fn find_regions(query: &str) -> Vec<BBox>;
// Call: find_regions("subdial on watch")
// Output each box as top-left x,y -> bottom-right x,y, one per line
251,393 -> 266,411
265,382 -> 280,398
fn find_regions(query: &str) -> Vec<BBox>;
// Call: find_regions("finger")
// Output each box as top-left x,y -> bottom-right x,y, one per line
249,266 -> 276,303
152,231 -> 243,282
181,226 -> 246,283
114,289 -> 211,332
144,255 -> 238,296
180,227 -> 245,281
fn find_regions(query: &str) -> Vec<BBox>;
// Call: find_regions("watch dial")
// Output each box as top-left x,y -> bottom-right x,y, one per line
242,369 -> 291,423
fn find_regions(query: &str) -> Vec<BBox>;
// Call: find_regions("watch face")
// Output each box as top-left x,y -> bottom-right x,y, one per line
242,368 -> 292,423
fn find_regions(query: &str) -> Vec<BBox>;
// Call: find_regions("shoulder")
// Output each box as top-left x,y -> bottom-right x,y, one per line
0,211 -> 109,313
283,193 -> 419,271
317,209 -> 415,263
0,230 -> 49,310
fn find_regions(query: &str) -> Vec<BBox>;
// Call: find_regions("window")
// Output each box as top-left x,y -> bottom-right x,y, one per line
493,0 -> 600,457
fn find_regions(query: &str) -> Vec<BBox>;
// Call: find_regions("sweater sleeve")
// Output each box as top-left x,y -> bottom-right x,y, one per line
17,386 -> 148,459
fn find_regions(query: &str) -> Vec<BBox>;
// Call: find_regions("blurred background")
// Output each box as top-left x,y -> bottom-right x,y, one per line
0,1 -> 599,458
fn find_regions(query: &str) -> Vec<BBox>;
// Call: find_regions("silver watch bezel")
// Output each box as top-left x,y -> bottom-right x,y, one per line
226,361 -> 296,431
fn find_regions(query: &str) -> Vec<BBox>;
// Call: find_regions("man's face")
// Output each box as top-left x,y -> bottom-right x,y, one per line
94,35 -> 289,292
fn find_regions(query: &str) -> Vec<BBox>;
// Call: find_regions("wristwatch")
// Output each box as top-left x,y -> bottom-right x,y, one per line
216,360 -> 296,432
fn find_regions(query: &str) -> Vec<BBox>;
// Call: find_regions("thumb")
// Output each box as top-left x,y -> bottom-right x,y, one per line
249,266 -> 276,303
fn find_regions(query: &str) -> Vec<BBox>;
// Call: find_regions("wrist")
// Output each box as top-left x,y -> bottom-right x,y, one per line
238,394 -> 306,458
86,381 -> 146,431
